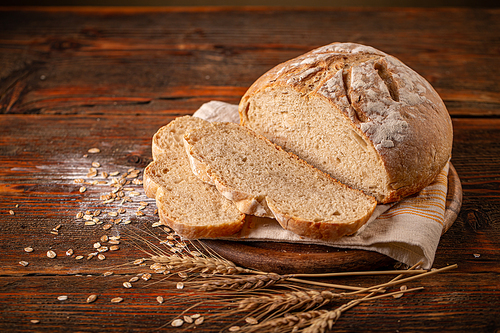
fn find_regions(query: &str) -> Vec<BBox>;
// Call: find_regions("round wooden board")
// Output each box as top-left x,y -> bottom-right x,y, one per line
200,163 -> 462,274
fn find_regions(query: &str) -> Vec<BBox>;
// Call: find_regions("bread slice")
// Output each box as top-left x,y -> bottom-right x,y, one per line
239,42 -> 453,204
143,116 -> 245,239
184,122 -> 377,241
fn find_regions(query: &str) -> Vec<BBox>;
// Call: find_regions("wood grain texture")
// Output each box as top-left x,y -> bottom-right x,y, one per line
0,7 -> 499,333
0,7 -> 499,116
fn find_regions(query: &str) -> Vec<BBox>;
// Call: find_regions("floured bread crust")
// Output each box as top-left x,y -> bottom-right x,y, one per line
239,42 -> 453,203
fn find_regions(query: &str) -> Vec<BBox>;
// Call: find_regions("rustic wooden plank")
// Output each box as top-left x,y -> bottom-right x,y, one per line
1,115 -> 499,276
0,8 -> 499,116
0,272 -> 498,332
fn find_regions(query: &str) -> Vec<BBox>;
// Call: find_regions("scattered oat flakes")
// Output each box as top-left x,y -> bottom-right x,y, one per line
98,254 -> 106,260
96,246 -> 107,253
93,210 -> 101,217
133,258 -> 145,265
136,211 -> 145,217
176,282 -> 184,290
79,186 -> 87,193
76,211 -> 84,219
57,295 -> 68,301
85,221 -> 96,226
108,211 -> 118,217
171,319 -> 184,327
142,273 -> 151,281
88,148 -> 100,154
123,282 -> 132,288
103,224 -> 112,230
245,317 -> 258,325
75,255 -> 84,260
30,320 -> 40,324
473,253 -> 481,258
184,315 -> 193,324
86,294 -> 98,303
66,249 -> 74,256
93,242 -> 101,249
19,261 -> 29,267
178,272 -> 188,279
110,297 -> 123,303
229,326 -> 241,332
100,235 -> 109,243
109,245 -> 119,251
393,285 -> 408,299
156,296 -> 164,304
9,210 -> 15,215
24,247 -> 33,253
108,240 -> 120,245
103,271 -> 113,277
110,171 -> 120,176
152,222 -> 162,228
91,161 -> 101,168
129,276 -> 139,283
47,250 -> 57,258
194,317 -> 204,325
122,220 -> 131,225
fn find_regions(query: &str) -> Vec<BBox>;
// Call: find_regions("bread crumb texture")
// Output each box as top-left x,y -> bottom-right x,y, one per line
185,122 -> 377,241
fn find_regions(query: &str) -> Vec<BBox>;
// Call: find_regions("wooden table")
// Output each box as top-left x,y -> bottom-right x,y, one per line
1,6 -> 499,332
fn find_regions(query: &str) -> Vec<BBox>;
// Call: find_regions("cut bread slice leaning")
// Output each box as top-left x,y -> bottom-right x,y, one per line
143,116 -> 245,239
184,122 -> 377,241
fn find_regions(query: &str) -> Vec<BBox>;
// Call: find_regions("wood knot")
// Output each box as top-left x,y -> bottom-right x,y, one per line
50,39 -> 82,51
464,208 -> 491,232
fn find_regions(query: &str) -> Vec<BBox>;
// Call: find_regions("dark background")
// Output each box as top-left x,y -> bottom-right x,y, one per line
2,0 -> 498,7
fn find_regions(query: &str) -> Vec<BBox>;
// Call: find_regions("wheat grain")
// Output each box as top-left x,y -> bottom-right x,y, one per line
87,294 -> 98,303
111,297 -> 123,303
24,247 -> 33,253
241,310 -> 328,333
88,148 -> 100,153
47,250 -> 57,258
197,273 -> 288,292
150,254 -> 245,275
171,319 -> 184,327
19,261 -> 29,266
303,309 -> 340,333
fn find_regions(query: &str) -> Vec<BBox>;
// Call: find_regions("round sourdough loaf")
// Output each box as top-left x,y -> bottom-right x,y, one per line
239,42 -> 453,203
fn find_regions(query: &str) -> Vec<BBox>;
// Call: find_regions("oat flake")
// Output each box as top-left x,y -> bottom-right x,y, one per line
171,319 -> 184,327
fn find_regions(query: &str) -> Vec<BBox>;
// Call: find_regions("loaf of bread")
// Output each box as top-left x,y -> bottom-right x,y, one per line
184,122 -> 377,241
143,116 -> 245,239
239,42 -> 453,203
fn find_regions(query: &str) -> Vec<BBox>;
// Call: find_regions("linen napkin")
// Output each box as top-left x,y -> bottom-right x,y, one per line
193,101 -> 449,269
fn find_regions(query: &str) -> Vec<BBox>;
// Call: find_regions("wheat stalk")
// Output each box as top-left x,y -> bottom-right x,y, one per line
191,273 -> 290,291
